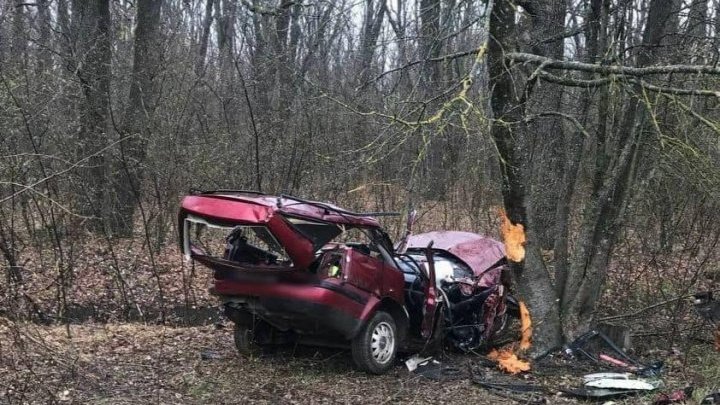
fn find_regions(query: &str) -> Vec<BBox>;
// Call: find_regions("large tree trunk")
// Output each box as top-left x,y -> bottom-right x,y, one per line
524,0 -> 567,250
195,0 -> 215,76
109,0 -> 163,236
418,0 -> 449,199
554,0 -> 609,301
357,0 -> 387,85
73,0 -> 111,229
559,0 -> 679,338
488,0 -> 563,356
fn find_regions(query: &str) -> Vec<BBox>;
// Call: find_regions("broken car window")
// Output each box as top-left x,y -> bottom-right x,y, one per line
283,216 -> 342,250
184,216 -> 292,266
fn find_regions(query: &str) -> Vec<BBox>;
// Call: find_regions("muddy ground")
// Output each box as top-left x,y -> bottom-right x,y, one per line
1,321 -> 718,404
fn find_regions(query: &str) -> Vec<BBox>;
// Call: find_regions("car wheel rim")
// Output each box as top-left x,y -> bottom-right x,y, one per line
370,321 -> 395,365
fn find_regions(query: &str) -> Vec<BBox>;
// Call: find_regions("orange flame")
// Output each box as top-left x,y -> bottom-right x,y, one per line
487,348 -> 531,374
488,301 -> 533,374
519,301 -> 533,351
498,208 -> 526,262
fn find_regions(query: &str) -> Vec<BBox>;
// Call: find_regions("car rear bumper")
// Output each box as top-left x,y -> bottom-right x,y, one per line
211,279 -> 370,339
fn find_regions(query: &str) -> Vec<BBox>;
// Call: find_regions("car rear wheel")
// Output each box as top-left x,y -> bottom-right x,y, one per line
233,324 -> 260,356
351,311 -> 397,374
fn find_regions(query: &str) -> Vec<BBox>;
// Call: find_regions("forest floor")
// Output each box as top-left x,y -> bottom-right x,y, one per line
1,320 -> 719,404
1,234 -> 719,404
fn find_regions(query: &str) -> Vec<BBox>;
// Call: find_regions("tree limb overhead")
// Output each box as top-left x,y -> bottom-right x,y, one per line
507,52 -> 720,76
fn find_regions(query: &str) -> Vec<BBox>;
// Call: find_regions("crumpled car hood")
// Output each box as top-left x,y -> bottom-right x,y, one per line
406,231 -> 506,277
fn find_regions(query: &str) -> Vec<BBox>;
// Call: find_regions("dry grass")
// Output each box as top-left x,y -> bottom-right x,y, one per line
0,322 -> 516,404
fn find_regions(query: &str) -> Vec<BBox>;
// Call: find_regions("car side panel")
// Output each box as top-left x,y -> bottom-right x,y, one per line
342,249 -> 383,296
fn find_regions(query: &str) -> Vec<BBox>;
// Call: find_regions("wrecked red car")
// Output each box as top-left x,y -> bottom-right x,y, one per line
178,191 -> 518,374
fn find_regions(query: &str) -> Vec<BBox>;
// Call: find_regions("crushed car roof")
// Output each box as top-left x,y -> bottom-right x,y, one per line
406,231 -> 506,275
182,191 -> 391,227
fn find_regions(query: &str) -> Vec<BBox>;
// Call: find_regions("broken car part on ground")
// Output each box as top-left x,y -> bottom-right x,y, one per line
178,190 -> 520,374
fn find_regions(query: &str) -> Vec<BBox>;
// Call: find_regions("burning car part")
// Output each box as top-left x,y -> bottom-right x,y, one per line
485,301 -> 533,374
400,231 -> 517,352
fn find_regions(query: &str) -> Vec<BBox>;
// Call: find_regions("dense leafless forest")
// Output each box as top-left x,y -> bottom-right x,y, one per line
1,0 -> 720,402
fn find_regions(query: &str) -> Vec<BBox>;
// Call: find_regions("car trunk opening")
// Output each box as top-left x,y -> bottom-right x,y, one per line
182,215 -> 293,267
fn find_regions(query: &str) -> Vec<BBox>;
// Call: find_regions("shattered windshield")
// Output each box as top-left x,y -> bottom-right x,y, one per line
183,216 -> 292,266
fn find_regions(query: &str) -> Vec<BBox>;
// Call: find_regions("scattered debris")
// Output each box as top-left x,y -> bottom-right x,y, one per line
405,354 -> 433,372
471,367 -> 547,404
584,377 -> 660,391
57,389 -> 71,402
582,372 -> 634,383
652,387 -> 693,405
702,391 -> 720,404
693,291 -> 720,351
693,292 -> 720,323
564,329 -> 664,376
405,355 -> 464,381
562,371 -> 662,400
413,361 -> 464,381
561,387 -> 642,400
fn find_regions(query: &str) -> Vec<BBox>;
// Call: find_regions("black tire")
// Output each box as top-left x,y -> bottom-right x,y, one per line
233,324 -> 260,356
351,311 -> 398,374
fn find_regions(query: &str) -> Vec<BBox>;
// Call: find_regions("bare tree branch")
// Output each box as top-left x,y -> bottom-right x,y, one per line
240,0 -> 298,16
362,46 -> 484,88
536,70 -> 720,97
0,136 -> 138,206
507,51 -> 720,76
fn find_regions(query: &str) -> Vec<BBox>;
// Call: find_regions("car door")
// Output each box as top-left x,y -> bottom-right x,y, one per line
420,244 -> 439,339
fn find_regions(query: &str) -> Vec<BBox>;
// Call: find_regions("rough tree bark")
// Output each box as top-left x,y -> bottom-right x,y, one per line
488,0 -> 563,355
